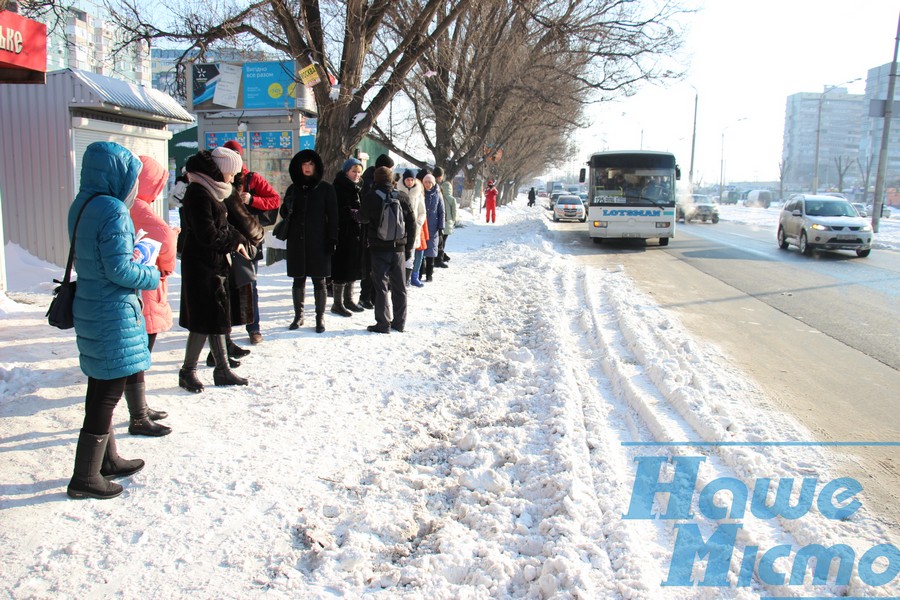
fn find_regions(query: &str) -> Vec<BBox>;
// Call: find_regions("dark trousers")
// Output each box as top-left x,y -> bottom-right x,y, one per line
437,232 -> 448,261
370,249 -> 407,329
359,246 -> 373,303
246,260 -> 260,334
82,376 -> 127,435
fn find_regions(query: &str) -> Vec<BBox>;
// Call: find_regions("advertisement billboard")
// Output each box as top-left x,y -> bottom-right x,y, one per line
191,61 -> 305,111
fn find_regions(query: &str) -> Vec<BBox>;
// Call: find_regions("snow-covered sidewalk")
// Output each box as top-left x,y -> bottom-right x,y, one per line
1,200 -> 896,599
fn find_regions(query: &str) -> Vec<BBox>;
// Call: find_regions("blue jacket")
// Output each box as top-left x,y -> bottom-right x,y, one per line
69,142 -> 160,380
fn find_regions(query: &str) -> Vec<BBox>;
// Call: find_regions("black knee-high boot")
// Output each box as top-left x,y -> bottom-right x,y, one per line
125,382 -> 172,437
179,331 -> 207,393
313,280 -> 327,333
331,283 -> 352,317
344,281 -> 364,312
100,430 -> 145,479
67,431 -> 125,499
227,334 -> 250,357
210,335 -> 249,386
290,286 -> 305,330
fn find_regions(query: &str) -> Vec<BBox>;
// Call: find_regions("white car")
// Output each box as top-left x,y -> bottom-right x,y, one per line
866,204 -> 892,219
552,195 -> 586,222
777,194 -> 872,258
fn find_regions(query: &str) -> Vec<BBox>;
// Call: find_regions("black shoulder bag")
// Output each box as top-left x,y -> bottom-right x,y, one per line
46,195 -> 98,329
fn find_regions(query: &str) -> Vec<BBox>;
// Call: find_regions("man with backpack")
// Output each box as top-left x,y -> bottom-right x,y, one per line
357,154 -> 395,309
222,140 -> 281,346
358,166 -> 416,333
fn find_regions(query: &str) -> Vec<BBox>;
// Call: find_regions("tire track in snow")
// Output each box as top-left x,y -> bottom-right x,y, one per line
552,263 -> 694,599
572,260 -> 892,598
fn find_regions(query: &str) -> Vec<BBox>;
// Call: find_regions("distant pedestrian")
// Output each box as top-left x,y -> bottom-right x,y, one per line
528,187 -> 536,207
484,180 -> 498,223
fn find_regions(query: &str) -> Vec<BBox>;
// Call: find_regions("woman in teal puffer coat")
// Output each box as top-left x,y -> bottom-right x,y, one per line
66,141 -> 160,500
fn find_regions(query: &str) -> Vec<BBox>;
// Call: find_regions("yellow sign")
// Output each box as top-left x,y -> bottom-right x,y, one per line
298,64 -> 321,87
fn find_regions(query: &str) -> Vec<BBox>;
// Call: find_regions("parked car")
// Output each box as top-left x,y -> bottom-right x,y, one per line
777,194 -> 872,257
547,191 -> 566,210
865,204 -> 892,219
552,194 -> 586,222
676,194 -> 719,223
745,189 -> 773,208
851,203 -> 868,217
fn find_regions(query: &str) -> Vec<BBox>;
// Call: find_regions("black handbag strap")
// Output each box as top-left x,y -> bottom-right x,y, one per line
61,194 -> 101,284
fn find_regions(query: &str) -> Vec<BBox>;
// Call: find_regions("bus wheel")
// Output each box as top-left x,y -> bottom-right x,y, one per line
592,237 -> 603,244
658,237 -> 670,246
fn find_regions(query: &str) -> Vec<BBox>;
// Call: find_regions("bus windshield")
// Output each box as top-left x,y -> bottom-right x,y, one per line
590,154 -> 676,207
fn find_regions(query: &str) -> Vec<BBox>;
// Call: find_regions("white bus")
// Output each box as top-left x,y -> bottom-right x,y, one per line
579,151 -> 680,245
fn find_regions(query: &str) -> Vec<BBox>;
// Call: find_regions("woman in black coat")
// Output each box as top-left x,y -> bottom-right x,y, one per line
330,157 -> 366,316
201,178 -> 266,370
178,148 -> 251,392
280,149 -> 338,333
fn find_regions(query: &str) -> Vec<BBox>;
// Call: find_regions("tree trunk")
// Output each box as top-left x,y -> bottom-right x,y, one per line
314,102 -> 365,181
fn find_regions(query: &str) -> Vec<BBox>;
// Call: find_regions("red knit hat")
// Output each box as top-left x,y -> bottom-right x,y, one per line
223,140 -> 244,156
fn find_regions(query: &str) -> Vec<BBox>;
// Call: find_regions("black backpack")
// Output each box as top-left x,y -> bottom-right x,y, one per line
374,189 -> 406,242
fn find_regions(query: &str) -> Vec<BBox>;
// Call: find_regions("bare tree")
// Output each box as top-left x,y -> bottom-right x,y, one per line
372,0 -> 684,199
72,0 -> 475,175
834,156 -> 852,194
857,156 -> 874,205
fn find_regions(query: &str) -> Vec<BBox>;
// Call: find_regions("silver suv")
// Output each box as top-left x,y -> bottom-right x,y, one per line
777,194 -> 872,258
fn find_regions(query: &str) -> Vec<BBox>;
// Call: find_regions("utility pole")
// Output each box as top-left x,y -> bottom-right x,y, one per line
812,77 -> 861,193
689,91 -> 698,193
872,11 -> 900,233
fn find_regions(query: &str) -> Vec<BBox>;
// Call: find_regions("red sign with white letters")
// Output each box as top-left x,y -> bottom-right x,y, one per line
0,10 -> 47,83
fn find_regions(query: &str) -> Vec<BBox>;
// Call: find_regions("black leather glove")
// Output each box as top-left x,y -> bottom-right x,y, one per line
326,240 -> 337,255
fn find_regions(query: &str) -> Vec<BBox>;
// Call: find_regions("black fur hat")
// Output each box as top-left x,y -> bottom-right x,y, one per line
289,149 -> 324,186
375,154 -> 394,169
185,150 -> 225,182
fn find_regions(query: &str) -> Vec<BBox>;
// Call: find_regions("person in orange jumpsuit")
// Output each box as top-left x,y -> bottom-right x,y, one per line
484,180 -> 498,223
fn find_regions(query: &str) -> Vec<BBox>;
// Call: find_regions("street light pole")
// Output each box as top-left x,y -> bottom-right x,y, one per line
689,91 -> 698,193
718,118 -> 746,204
812,77 -> 861,193
718,130 -> 725,204
872,11 -> 900,234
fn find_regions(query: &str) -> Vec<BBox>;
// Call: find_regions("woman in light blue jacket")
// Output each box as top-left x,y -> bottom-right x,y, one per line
66,141 -> 160,500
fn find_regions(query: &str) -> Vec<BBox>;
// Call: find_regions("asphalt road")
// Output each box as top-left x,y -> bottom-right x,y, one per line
548,215 -> 900,536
